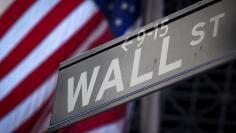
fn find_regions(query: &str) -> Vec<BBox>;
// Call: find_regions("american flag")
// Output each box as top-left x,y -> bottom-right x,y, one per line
0,0 -> 141,132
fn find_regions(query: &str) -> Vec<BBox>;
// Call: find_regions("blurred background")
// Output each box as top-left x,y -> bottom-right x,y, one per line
0,0 -> 236,133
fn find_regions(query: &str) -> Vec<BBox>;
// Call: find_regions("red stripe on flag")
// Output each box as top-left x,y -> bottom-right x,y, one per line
0,12 -> 104,119
88,27 -> 114,50
0,0 -> 35,39
59,104 -> 127,133
13,24 -> 115,133
13,93 -> 54,133
0,0 -> 83,80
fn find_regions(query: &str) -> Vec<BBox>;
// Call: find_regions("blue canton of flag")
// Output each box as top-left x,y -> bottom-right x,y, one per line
94,0 -> 142,37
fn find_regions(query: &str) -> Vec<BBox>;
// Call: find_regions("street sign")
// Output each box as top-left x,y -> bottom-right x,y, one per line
49,0 -> 236,131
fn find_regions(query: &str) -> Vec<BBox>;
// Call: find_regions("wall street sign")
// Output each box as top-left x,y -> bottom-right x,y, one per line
49,0 -> 236,131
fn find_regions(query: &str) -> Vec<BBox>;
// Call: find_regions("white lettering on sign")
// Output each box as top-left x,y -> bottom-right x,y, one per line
191,12 -> 225,46
121,18 -> 169,51
96,58 -> 124,101
67,66 -> 100,113
67,12 -> 225,113
130,48 -> 153,87
190,22 -> 206,46
210,13 -> 225,37
159,19 -> 169,38
158,36 -> 182,75
137,29 -> 146,48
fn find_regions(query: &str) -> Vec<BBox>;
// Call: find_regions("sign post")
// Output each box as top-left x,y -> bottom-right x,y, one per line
49,0 -> 236,131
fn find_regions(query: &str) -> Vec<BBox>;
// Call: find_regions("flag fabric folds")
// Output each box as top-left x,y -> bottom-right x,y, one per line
0,0 -> 141,132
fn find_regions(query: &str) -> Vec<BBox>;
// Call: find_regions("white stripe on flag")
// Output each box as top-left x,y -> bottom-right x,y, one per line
87,119 -> 125,133
0,0 -> 15,17
0,0 -> 98,101
0,74 -> 56,133
73,20 -> 108,57
0,0 -> 59,61
0,19 -> 108,133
